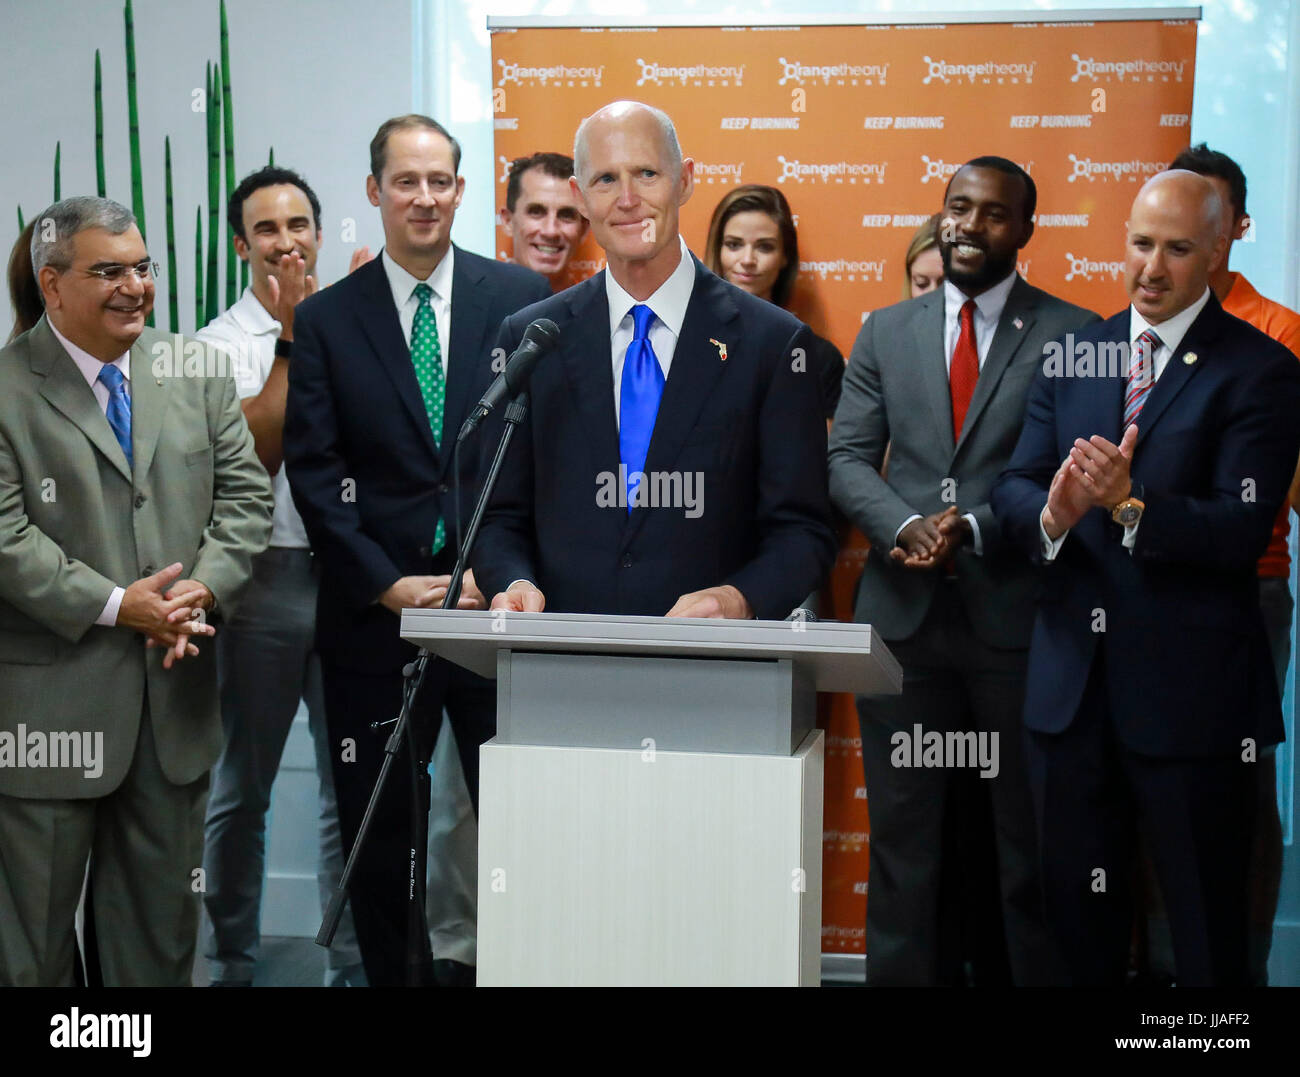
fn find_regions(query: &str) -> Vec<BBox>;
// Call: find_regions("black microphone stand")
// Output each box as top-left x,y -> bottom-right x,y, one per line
316,393 -> 531,987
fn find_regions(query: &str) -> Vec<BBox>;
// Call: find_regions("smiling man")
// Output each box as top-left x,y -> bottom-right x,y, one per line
499,153 -> 589,290
193,166 -> 365,987
828,156 -> 1098,985
283,115 -> 548,986
991,170 -> 1300,986
474,100 -> 835,621
0,196 -> 272,985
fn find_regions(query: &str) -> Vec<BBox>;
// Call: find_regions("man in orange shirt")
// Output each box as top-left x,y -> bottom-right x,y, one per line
1171,144 -> 1300,985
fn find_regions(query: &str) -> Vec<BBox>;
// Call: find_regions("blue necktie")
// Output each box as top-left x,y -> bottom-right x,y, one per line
619,304 -> 665,511
97,363 -> 133,469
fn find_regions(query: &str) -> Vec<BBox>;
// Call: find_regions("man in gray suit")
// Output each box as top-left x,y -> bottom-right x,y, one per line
829,157 -> 1098,985
0,197 -> 273,986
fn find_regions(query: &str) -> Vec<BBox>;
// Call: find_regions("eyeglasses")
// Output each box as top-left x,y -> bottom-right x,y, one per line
73,260 -> 160,285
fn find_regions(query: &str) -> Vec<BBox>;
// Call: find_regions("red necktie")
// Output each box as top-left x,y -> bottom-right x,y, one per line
950,299 -> 979,440
1123,328 -> 1163,428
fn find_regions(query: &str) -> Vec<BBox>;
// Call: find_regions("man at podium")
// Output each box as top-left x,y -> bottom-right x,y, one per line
474,101 -> 836,620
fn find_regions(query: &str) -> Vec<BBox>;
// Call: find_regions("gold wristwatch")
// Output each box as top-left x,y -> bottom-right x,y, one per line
1110,482 -> 1145,527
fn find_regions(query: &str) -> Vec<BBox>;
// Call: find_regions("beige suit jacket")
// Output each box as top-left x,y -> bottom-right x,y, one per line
0,317 -> 273,798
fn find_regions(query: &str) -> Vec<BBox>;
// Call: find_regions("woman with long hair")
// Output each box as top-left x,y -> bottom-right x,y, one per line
705,185 -> 843,423
7,220 -> 43,343
902,212 -> 944,299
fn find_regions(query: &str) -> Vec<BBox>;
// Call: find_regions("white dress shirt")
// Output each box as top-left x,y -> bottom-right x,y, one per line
1039,287 -> 1212,559
382,246 -> 453,375
606,235 -> 696,428
48,321 -> 130,626
893,270 -> 1020,557
195,286 -> 310,549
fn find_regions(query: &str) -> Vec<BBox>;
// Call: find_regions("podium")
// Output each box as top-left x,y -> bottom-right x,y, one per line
402,609 -> 900,986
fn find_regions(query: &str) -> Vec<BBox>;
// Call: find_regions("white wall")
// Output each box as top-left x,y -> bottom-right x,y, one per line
0,0 -> 413,333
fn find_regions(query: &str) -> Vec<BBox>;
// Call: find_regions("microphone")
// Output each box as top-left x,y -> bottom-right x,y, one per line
458,318 -> 561,442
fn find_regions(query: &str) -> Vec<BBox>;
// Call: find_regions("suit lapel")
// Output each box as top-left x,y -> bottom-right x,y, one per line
442,247 -> 490,476
954,277 -> 1036,458
30,320 -> 133,483
129,334 -> 168,481
1071,311 -> 1129,446
622,261 -> 734,549
354,256 -> 439,459
1132,300 -> 1220,449
560,273 -> 622,483
912,291 -> 955,458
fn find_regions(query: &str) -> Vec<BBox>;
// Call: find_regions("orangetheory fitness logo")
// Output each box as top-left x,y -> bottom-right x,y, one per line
920,155 -> 964,184
777,156 -> 886,184
1064,252 -> 1126,282
693,161 -> 746,185
635,58 -> 744,87
922,55 -> 1036,85
801,257 -> 886,282
496,60 -> 604,87
1067,154 -> 1165,183
777,57 -> 889,86
1070,53 -> 1186,82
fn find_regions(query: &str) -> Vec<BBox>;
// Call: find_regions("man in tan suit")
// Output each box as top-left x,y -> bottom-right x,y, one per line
0,197 -> 273,986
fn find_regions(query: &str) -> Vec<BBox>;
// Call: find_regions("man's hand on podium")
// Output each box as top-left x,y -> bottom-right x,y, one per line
665,584 -> 753,620
490,580 -> 546,613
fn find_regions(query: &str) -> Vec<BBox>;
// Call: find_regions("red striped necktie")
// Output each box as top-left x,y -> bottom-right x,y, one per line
1123,328 -> 1163,427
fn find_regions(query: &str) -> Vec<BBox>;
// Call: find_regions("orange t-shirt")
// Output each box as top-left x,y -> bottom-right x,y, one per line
1221,273 -> 1300,577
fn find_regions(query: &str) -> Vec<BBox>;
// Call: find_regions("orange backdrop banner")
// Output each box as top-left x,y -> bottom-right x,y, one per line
489,15 -> 1198,963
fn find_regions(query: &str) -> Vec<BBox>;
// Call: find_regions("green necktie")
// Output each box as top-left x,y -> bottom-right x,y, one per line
411,282 -> 446,556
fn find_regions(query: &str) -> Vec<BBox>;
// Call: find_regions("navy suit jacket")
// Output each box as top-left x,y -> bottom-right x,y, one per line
472,255 -> 837,620
991,295 -> 1300,756
284,247 -> 549,670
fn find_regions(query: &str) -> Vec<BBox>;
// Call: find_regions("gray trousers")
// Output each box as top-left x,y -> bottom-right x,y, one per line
856,582 -> 1061,986
0,704 -> 207,986
426,715 -> 478,963
201,547 -> 360,982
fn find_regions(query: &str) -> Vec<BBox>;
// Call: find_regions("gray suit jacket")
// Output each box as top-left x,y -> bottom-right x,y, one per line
0,318 -> 273,798
828,277 -> 1099,648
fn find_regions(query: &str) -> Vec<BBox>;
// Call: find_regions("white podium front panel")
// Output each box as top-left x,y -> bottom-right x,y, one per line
477,730 -> 824,986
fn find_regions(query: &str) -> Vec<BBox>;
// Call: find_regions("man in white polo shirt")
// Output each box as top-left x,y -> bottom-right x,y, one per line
196,165 -> 364,987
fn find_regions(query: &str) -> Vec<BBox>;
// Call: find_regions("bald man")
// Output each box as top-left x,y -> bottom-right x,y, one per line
991,171 -> 1300,986
474,101 -> 834,621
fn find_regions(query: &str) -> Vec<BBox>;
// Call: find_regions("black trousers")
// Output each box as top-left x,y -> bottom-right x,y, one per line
322,651 -> 495,987
1024,650 -> 1255,987
856,582 -> 1060,986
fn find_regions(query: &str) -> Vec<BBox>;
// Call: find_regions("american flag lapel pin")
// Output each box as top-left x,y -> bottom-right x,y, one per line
709,338 -> 728,362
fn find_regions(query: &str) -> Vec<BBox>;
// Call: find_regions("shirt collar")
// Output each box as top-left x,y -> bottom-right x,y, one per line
943,270 -> 1017,325
605,235 -> 696,339
48,319 -> 131,389
228,285 -> 281,336
382,245 -> 455,307
1129,287 -> 1211,354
